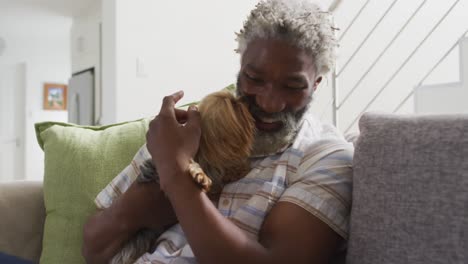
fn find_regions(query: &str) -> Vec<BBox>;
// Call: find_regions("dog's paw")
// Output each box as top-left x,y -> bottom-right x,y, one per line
188,160 -> 212,192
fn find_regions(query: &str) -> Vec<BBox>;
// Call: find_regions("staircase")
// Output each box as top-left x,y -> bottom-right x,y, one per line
313,0 -> 468,132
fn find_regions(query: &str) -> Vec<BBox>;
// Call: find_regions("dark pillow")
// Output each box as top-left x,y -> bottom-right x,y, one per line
0,252 -> 33,264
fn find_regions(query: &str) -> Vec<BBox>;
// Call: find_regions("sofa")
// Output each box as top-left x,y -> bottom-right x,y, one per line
1,113 -> 467,264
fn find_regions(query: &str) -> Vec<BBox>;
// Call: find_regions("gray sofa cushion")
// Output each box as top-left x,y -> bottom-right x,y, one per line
346,113 -> 468,264
0,181 -> 45,263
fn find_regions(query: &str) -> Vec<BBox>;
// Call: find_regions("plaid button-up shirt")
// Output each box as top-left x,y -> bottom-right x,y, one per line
95,114 -> 354,264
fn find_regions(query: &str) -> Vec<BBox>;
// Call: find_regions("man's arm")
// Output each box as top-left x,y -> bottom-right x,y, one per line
82,181 -> 177,264
166,178 -> 341,264
146,92 -> 347,264
259,201 -> 342,263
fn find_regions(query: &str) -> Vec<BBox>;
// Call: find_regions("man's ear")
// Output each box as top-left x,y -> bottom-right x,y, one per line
313,76 -> 323,91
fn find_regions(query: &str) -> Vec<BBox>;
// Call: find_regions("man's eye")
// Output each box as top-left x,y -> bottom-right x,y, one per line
286,85 -> 307,90
244,73 -> 263,83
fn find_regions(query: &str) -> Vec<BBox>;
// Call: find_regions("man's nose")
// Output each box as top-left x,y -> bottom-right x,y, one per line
255,86 -> 286,113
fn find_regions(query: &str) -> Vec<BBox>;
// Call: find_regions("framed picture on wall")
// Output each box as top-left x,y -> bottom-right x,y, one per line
43,83 -> 67,111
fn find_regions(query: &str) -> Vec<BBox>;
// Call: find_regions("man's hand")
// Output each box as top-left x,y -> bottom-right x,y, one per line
82,181 -> 176,263
146,91 -> 202,194
83,91 -> 200,263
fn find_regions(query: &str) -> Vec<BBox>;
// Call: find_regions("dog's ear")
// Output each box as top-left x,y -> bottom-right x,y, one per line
197,91 -> 255,172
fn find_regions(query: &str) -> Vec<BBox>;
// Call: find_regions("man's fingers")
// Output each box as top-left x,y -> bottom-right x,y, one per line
186,105 -> 201,131
175,108 -> 188,123
160,91 -> 184,116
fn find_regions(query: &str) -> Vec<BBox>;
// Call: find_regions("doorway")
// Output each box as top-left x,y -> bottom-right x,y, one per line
0,63 -> 26,181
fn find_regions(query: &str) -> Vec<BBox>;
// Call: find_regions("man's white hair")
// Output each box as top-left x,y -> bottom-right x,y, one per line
236,0 -> 338,75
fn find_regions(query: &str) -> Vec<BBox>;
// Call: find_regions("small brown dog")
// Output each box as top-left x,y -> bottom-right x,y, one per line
111,90 -> 256,264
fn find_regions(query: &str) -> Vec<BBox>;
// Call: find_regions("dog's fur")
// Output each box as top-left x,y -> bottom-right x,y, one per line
110,91 -> 256,264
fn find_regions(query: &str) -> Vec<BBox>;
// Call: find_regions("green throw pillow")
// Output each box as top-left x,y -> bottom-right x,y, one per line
35,119 -> 150,264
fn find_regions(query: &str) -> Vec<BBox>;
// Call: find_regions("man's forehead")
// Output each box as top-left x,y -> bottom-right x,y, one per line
241,39 -> 316,74
245,63 -> 309,81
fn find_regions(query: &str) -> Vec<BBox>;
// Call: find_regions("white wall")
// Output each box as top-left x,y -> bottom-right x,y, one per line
71,0 -> 102,124
0,2 -> 72,180
103,0 -> 468,127
81,0 -> 333,125
100,0 -> 259,123
95,0 -> 467,130
101,0 -> 117,125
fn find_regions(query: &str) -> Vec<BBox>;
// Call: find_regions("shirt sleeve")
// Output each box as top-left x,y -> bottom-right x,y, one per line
278,141 -> 353,239
94,144 -> 152,209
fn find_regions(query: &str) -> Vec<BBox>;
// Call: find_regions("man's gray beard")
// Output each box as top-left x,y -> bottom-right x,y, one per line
236,78 -> 312,157
251,110 -> 305,157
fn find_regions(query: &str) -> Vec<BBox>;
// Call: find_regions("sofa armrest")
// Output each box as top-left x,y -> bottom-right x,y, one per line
0,181 -> 45,263
346,113 -> 468,264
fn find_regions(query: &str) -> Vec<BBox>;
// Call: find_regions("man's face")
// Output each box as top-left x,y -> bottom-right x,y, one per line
237,38 -> 321,156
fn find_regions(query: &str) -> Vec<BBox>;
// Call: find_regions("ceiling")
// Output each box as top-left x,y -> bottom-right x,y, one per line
0,0 -> 96,17
0,0 -> 341,18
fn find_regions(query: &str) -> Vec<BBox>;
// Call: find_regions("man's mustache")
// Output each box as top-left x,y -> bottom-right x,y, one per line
242,95 -> 295,123
235,74 -> 312,124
